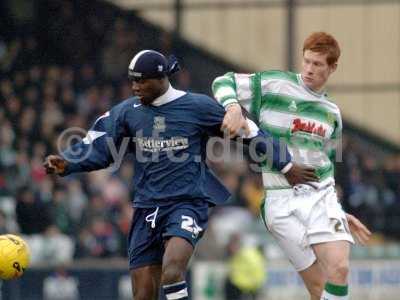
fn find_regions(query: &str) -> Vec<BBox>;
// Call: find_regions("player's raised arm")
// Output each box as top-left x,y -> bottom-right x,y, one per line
212,72 -> 251,137
44,101 -> 129,176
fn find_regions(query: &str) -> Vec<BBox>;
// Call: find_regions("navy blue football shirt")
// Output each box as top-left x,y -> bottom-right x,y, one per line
61,86 -> 291,208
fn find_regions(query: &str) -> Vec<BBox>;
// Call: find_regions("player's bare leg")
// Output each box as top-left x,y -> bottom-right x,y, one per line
161,237 -> 194,299
312,240 -> 351,299
130,265 -> 162,300
298,260 -> 326,300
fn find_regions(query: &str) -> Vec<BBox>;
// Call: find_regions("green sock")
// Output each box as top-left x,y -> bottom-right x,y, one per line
320,282 -> 348,299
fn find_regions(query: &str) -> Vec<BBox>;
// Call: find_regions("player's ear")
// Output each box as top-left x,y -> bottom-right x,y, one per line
329,62 -> 338,74
159,76 -> 170,88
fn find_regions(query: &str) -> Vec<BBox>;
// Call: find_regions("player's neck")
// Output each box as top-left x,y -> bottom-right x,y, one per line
310,84 -> 325,94
152,84 -> 186,106
300,74 -> 326,96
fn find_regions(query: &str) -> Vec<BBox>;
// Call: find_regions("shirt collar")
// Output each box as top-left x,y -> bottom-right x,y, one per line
152,84 -> 186,106
298,74 -> 327,98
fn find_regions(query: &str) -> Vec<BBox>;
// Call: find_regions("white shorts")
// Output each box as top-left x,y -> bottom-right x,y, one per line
261,185 -> 354,272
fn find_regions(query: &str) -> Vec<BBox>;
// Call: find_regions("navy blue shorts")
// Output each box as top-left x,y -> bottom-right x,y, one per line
128,200 -> 209,270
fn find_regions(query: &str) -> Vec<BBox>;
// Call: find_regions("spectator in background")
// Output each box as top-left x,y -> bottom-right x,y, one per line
66,179 -> 88,231
36,226 -> 75,265
115,200 -> 133,257
224,233 -> 266,300
174,68 -> 192,91
76,63 -> 97,92
0,120 -> 16,170
239,173 -> 264,216
76,217 -> 119,258
81,194 -> 109,228
47,0 -> 88,64
13,151 -> 31,193
101,18 -> 138,81
60,86 -> 78,117
0,39 -> 21,73
15,186 -> 53,234
28,65 -> 42,85
52,187 -> 73,235
43,267 -> 79,300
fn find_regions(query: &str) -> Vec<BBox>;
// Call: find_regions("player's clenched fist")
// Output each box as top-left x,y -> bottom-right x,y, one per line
284,163 -> 319,186
222,103 -> 250,138
43,155 -> 68,175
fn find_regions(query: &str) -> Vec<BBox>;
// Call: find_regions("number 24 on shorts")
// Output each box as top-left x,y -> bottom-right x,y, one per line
333,217 -> 350,234
181,216 -> 203,238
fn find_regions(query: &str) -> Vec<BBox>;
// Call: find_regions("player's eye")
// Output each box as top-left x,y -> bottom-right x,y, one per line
132,78 -> 144,84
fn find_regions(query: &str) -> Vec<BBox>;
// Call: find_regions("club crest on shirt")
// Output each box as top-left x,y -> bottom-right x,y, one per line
153,116 -> 166,131
288,100 -> 297,112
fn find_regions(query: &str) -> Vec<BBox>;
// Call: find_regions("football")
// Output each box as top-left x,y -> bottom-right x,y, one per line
0,234 -> 30,280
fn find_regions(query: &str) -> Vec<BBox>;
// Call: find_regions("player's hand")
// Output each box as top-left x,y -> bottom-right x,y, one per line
284,163 -> 319,186
43,155 -> 68,175
222,103 -> 250,138
346,213 -> 371,246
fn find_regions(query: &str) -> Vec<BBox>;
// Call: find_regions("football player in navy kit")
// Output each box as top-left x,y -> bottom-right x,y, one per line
44,50 -> 317,300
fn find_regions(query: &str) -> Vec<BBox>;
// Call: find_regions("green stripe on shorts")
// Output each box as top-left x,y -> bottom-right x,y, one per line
260,199 -> 267,228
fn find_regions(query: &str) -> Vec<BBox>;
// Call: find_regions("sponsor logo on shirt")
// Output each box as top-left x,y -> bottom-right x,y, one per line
135,137 -> 189,152
291,118 -> 327,138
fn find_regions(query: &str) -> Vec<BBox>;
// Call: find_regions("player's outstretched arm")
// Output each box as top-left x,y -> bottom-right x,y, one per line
198,94 -> 319,186
239,118 -> 319,185
44,102 -> 129,177
345,213 -> 371,245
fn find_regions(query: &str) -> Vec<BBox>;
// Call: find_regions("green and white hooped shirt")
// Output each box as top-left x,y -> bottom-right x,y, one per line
212,70 -> 342,191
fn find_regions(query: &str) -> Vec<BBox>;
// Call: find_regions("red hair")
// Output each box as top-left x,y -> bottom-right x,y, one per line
303,32 -> 340,65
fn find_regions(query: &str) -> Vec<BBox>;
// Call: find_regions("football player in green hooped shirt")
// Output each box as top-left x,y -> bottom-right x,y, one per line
212,32 -> 371,300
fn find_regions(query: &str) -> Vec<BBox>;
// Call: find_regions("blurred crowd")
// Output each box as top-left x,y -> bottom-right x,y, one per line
0,0 -> 400,266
